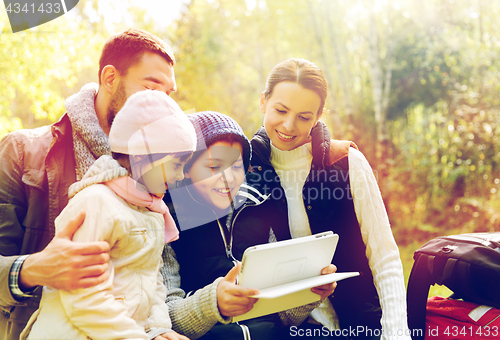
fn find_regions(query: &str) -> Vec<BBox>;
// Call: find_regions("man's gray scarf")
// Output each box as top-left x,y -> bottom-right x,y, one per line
65,83 -> 111,180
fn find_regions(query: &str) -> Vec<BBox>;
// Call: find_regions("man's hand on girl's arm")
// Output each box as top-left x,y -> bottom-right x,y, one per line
19,211 -> 111,291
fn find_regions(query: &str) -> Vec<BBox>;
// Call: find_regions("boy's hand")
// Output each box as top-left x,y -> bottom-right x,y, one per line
154,331 -> 189,340
19,211 -> 111,291
310,264 -> 338,300
216,262 -> 260,317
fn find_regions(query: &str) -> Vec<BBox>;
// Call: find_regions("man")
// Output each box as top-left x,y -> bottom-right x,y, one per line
0,28 -> 176,340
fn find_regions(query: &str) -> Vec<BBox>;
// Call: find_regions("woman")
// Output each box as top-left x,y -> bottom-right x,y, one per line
161,111 -> 337,340
239,58 -> 411,340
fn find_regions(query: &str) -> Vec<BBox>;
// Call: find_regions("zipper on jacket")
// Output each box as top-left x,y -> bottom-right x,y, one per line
185,177 -> 238,261
227,192 -> 270,258
218,195 -> 268,261
216,218 -> 234,261
216,201 -> 250,260
238,323 -> 251,340
207,179 -> 270,263
130,229 -> 147,242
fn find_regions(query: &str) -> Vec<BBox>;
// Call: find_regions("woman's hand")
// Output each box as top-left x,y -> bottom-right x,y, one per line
154,331 -> 190,340
310,264 -> 338,300
216,262 -> 260,317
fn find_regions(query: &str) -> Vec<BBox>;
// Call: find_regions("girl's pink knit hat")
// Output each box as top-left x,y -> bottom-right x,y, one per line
109,90 -> 196,155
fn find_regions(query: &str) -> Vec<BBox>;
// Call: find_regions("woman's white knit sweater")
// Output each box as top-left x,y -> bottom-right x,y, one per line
271,142 -> 340,328
270,143 -> 313,238
270,143 -> 411,340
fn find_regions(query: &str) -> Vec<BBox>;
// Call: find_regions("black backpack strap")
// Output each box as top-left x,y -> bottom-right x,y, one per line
438,257 -> 457,285
452,261 -> 475,302
407,253 -> 435,340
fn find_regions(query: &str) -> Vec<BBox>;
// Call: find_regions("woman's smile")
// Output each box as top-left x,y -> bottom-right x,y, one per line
275,130 -> 296,142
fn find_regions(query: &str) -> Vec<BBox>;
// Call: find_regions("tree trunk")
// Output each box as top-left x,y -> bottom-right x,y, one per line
365,0 -> 393,195
366,3 -> 389,163
326,0 -> 355,132
307,0 -> 344,139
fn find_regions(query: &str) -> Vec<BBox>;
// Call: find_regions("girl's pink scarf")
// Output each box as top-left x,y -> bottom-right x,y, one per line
105,176 -> 179,243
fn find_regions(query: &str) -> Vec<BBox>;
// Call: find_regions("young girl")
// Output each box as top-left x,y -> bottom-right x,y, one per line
242,58 -> 411,339
22,90 -> 195,340
162,111 -> 337,340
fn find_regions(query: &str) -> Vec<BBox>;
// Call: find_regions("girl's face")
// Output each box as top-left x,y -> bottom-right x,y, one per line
185,140 -> 245,212
135,155 -> 190,197
261,81 -> 321,151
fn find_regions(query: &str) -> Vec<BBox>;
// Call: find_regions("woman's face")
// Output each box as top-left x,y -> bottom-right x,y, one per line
185,140 -> 245,211
261,81 -> 321,151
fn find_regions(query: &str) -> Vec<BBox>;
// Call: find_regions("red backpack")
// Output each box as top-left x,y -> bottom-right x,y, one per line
407,232 -> 500,339
425,296 -> 500,340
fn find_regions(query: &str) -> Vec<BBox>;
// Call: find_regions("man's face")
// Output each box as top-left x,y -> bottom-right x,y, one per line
106,51 -> 176,128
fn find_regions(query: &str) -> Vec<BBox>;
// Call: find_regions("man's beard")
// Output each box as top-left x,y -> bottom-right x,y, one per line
107,81 -> 127,129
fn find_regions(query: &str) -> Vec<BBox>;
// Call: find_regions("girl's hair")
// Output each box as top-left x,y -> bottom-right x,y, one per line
183,135 -> 241,173
263,58 -> 328,117
112,151 -> 192,178
112,151 -> 191,163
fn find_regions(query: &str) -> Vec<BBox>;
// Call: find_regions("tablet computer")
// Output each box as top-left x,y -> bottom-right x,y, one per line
233,231 -> 359,322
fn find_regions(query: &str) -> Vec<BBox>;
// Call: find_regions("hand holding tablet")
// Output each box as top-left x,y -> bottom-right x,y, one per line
233,231 -> 359,322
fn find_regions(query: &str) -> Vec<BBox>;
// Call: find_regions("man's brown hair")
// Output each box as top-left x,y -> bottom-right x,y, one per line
98,28 -> 175,84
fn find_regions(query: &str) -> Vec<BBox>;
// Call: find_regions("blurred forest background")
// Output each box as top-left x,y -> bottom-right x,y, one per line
1,0 -> 499,293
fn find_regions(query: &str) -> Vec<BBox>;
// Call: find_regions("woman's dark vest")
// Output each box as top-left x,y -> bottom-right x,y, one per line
245,122 -> 382,333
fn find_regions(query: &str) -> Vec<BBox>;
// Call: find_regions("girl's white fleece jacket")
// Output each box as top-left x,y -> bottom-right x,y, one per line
23,155 -> 172,340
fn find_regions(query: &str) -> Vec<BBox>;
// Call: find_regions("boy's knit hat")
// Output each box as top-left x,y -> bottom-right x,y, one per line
109,90 -> 196,155
187,111 -> 251,172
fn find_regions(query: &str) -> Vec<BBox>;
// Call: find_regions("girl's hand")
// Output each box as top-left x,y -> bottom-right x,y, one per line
154,331 -> 190,340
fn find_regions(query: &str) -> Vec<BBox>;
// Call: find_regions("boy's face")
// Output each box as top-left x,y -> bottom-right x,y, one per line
138,155 -> 190,197
185,140 -> 245,211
